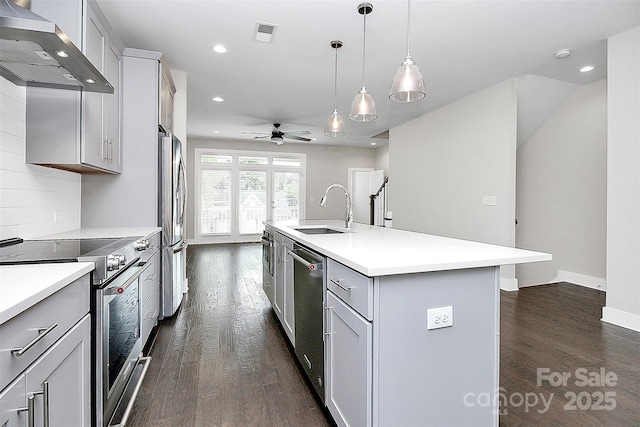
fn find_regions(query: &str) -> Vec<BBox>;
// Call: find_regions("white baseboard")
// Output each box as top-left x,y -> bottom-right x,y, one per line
500,277 -> 519,292
187,237 -> 260,245
555,270 -> 606,291
602,306 -> 640,332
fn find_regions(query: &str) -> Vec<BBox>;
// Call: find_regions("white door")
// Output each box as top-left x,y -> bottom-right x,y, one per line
196,150 -> 306,242
349,169 -> 385,225
238,170 -> 267,235
272,171 -> 303,221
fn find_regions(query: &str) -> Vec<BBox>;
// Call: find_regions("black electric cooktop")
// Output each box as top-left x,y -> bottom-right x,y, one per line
0,238 -> 132,265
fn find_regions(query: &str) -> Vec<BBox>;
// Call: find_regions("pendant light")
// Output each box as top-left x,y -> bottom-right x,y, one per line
324,40 -> 346,137
389,0 -> 426,103
349,2 -> 377,122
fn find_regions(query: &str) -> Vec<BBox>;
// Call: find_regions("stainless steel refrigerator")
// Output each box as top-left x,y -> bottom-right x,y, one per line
160,133 -> 187,318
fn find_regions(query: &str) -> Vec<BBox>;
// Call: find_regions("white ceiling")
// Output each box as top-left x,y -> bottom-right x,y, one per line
95,0 -> 639,148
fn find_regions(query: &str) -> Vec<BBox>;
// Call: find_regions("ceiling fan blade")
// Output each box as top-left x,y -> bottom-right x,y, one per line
239,131 -> 270,135
286,135 -> 312,142
282,130 -> 311,136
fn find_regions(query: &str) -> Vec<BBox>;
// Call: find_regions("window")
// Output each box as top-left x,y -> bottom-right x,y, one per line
195,149 -> 306,242
200,170 -> 231,234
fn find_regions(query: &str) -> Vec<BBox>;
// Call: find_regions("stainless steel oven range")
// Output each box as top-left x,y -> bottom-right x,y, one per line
0,236 -> 155,427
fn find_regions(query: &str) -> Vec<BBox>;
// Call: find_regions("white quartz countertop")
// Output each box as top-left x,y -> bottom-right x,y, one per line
0,262 -> 94,325
33,227 -> 162,240
265,220 -> 551,277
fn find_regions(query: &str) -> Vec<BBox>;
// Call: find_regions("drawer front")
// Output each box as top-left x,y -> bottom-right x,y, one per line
0,275 -> 89,391
140,250 -> 161,306
141,282 -> 160,346
327,259 -> 373,321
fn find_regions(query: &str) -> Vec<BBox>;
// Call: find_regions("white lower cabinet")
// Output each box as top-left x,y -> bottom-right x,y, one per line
282,237 -> 295,344
0,315 -> 91,427
273,233 -> 285,320
140,234 -> 161,347
268,232 -> 295,345
325,291 -> 372,427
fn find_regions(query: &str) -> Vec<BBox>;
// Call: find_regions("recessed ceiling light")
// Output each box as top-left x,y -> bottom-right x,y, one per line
212,45 -> 227,54
555,48 -> 571,59
56,50 -> 69,58
212,96 -> 224,102
213,130 -> 220,134
370,142 -> 377,146
580,65 -> 595,73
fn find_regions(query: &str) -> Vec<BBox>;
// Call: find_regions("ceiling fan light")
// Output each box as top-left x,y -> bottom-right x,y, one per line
389,55 -> 426,103
349,87 -> 377,122
271,135 -> 284,145
324,109 -> 346,137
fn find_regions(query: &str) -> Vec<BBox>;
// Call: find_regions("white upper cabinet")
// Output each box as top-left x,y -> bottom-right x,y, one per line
25,0 -> 123,174
160,68 -> 175,133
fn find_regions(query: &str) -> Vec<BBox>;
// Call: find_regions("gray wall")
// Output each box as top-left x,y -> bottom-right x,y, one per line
186,137 -> 376,242
516,79 -> 607,288
604,26 -> 640,331
388,81 -> 517,243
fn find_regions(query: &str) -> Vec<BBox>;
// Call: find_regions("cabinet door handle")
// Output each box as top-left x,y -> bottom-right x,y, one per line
30,380 -> 50,427
17,394 -> 36,427
11,323 -> 58,357
330,278 -> 353,292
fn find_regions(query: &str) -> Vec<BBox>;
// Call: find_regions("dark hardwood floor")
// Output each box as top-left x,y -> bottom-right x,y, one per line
128,244 -> 639,427
499,283 -> 640,426
128,243 -> 331,427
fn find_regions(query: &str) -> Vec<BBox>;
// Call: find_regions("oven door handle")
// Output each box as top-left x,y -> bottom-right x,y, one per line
103,261 -> 152,296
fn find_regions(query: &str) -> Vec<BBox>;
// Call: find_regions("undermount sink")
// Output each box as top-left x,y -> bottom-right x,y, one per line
294,227 -> 345,235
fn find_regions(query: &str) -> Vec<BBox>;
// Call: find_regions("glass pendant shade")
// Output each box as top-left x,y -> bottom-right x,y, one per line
350,3 -> 376,123
325,40 -> 346,137
349,87 -> 377,122
324,109 -> 346,137
389,55 -> 425,102
389,0 -> 426,103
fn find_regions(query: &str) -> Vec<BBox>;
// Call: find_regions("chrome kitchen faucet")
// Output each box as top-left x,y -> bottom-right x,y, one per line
320,184 -> 353,229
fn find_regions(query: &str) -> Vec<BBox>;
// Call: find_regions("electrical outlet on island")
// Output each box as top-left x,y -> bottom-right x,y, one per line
427,306 -> 453,330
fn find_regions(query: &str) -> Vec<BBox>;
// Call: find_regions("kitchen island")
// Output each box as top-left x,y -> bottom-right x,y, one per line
264,220 -> 551,427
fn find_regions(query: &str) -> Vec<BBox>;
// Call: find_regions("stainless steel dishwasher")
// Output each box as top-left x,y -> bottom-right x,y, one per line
288,243 -> 326,403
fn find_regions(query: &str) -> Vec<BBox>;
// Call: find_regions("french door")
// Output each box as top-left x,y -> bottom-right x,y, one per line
196,150 -> 305,243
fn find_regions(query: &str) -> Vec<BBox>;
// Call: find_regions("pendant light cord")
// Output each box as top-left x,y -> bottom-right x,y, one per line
333,46 -> 339,109
406,0 -> 411,56
361,10 -> 367,87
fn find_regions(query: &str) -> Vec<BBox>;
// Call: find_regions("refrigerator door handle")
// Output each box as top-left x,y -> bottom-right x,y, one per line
178,159 -> 187,228
173,240 -> 187,254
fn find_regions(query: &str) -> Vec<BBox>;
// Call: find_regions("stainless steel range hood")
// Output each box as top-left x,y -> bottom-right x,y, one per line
0,0 -> 113,93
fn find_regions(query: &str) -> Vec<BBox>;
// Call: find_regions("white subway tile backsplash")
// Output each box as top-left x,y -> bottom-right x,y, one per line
0,78 -> 24,102
0,111 -> 25,138
0,77 -> 81,240
0,131 -> 24,155
0,93 -> 25,121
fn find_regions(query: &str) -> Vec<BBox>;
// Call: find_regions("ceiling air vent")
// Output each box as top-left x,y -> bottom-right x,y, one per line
253,22 -> 278,43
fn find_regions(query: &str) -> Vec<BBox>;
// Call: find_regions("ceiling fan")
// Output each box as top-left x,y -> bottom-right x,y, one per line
240,123 -> 312,145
